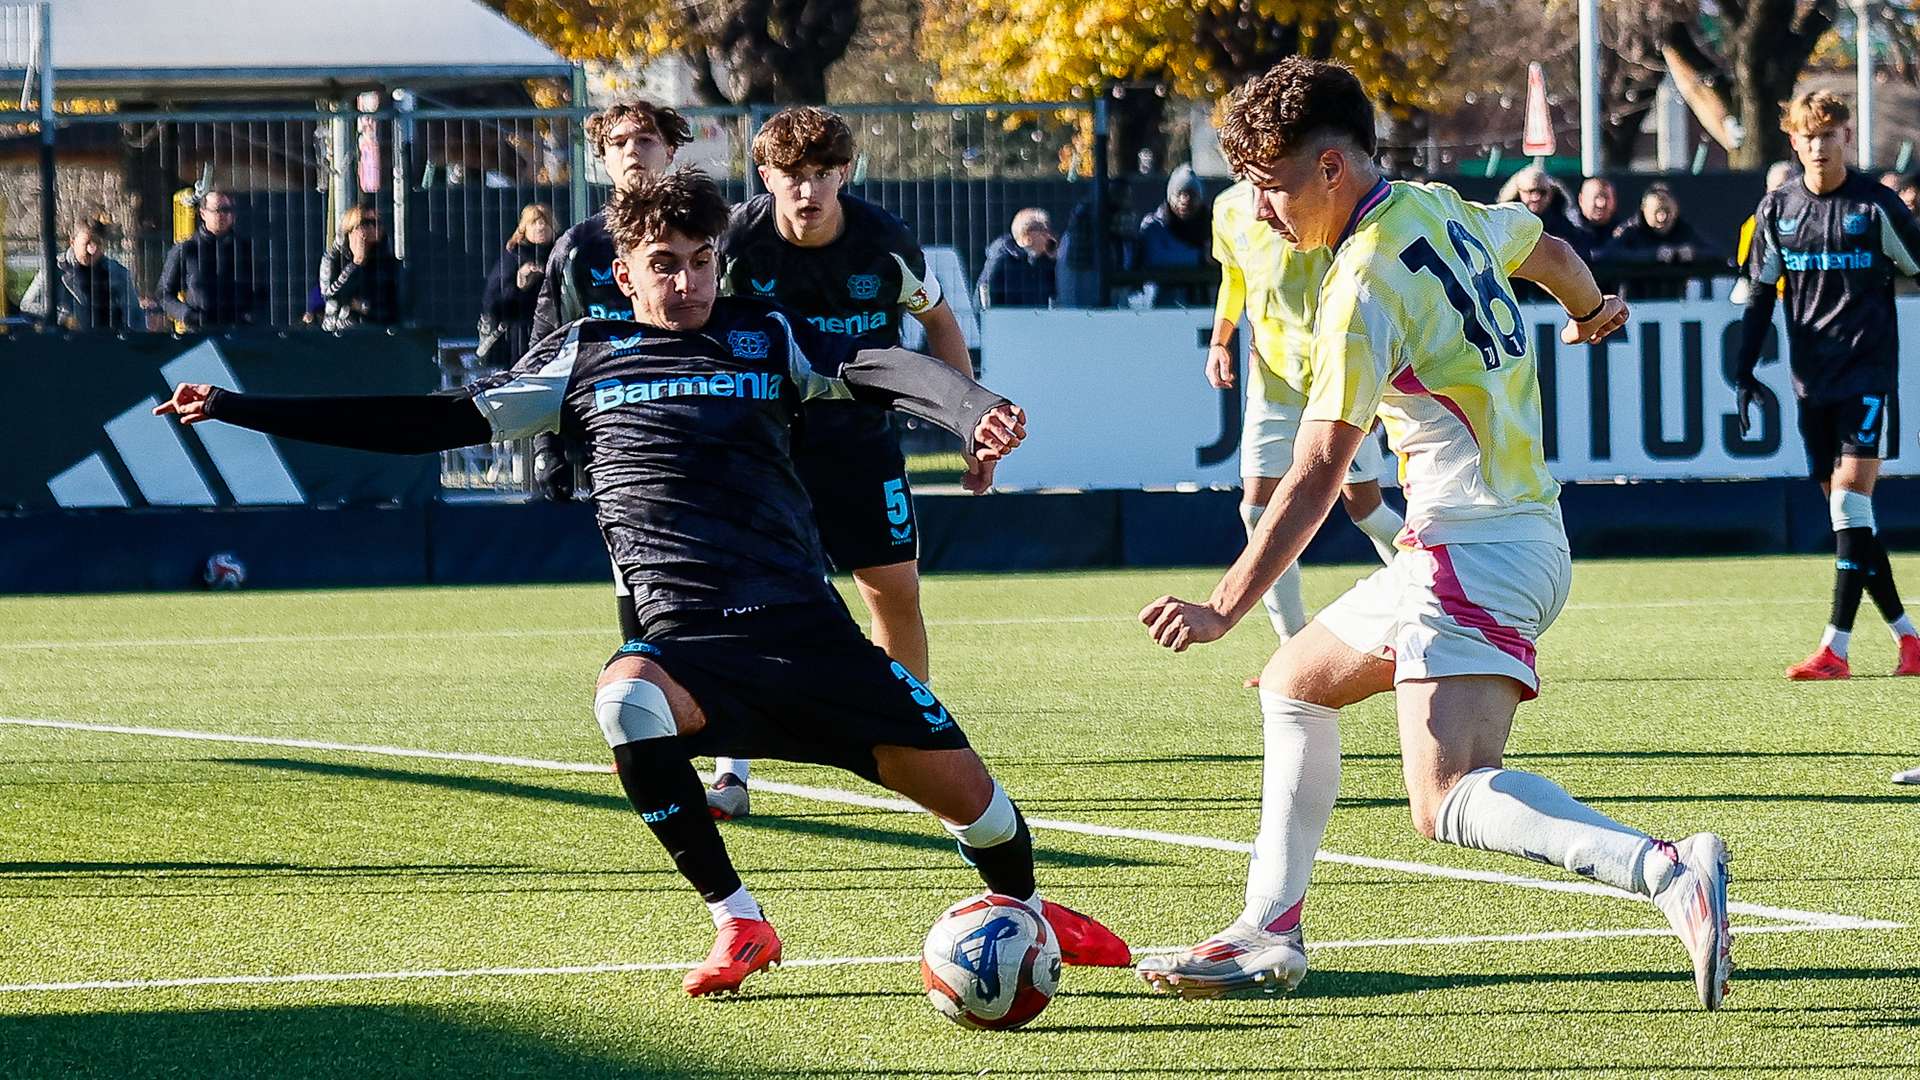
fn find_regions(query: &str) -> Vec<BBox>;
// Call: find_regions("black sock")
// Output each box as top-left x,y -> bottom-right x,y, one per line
1862,533 -> 1907,625
1831,527 -> 1873,634
958,805 -> 1037,901
612,737 -> 741,903
615,589 -> 643,642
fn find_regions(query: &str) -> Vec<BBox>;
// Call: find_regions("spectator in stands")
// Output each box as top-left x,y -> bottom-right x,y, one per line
1597,183 -> 1722,299
20,218 -> 142,331
1055,177 -> 1134,307
1732,161 -> 1795,305
1499,166 -> 1588,300
319,205 -> 403,331
479,203 -> 557,366
1134,164 -> 1212,306
157,190 -> 265,329
1570,177 -> 1620,256
976,207 -> 1057,308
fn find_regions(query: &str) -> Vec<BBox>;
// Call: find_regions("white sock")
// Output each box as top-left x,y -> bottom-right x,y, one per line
1241,502 -> 1308,639
1241,690 -> 1341,933
1433,767 -> 1675,897
1890,614 -> 1916,641
715,757 -> 749,782
1353,503 -> 1404,565
705,885 -> 763,927
1821,625 -> 1851,658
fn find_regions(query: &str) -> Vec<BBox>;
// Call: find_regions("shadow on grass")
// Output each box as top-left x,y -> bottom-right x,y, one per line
222,757 -> 1150,870
0,1004 -> 710,1079
1027,748 -> 1908,769
0,861 -> 512,879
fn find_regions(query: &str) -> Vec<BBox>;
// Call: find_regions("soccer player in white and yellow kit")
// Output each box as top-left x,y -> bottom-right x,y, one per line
1137,59 -> 1733,1009
1210,180 -> 1402,647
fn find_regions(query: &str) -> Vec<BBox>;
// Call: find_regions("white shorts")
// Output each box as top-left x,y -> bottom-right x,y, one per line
1315,540 -> 1571,700
1242,375 -> 1386,486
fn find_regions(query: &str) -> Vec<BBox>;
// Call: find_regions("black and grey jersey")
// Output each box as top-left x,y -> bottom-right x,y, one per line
719,194 -> 944,443
531,210 -> 632,344
1747,170 -> 1920,403
468,298 -> 1004,628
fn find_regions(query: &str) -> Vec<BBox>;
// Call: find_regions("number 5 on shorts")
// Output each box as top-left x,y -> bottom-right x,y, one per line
884,478 -> 913,543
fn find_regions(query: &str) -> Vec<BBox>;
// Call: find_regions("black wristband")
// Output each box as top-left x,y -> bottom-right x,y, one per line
1570,299 -> 1607,323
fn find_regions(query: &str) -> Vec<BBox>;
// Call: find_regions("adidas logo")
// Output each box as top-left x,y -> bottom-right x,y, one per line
46,341 -> 305,509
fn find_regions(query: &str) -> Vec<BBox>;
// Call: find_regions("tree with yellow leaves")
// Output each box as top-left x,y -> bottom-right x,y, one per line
919,0 -> 1467,169
486,0 -> 860,104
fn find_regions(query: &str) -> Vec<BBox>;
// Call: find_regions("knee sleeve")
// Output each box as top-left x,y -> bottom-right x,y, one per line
943,782 -> 1018,848
1831,489 -> 1876,533
594,678 -> 676,748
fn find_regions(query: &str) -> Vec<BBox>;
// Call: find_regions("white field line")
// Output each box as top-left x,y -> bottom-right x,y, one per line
0,594 -> 1887,653
0,921 -> 1881,996
2,717 -> 1900,936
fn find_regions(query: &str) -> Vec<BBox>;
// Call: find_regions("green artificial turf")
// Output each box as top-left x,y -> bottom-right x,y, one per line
1,557 -> 1916,1077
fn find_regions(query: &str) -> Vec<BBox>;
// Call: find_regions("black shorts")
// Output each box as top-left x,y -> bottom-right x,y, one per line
794,423 -> 917,573
1798,393 -> 1890,480
604,601 -> 967,784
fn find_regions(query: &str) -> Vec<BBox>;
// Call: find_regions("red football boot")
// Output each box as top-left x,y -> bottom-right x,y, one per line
1786,646 -> 1850,681
1041,900 -> 1131,967
1895,636 -> 1920,676
683,917 -> 782,997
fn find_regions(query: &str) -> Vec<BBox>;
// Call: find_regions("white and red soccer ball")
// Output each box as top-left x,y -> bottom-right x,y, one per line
921,893 -> 1060,1030
203,552 -> 247,590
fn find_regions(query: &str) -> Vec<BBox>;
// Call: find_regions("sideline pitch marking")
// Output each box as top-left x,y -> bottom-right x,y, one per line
2,716 -> 1899,940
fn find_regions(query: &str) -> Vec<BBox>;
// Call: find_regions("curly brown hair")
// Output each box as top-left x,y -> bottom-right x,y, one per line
752,106 -> 855,171
585,100 -> 693,158
605,168 -> 730,252
1219,59 -> 1376,176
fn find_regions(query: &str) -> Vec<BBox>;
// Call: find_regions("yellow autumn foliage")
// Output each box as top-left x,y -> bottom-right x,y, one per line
921,0 -> 1465,114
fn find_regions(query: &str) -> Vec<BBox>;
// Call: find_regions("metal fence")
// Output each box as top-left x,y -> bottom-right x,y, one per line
5,101 -> 1102,333
3,97 -> 1751,495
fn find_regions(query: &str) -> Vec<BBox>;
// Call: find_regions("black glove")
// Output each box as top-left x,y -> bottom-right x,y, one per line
1735,374 -> 1765,438
533,436 -> 573,502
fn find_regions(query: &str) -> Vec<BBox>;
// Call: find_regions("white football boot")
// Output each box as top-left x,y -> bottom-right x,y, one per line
1650,833 -> 1733,1010
1892,765 -> 1920,786
1136,921 -> 1307,999
705,775 -> 751,821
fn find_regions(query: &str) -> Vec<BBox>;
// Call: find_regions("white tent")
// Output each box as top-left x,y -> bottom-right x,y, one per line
28,0 -> 569,94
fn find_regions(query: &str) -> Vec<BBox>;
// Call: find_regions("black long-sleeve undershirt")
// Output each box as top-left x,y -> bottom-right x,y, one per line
203,387 -> 494,455
1732,285 -> 1778,383
833,346 -> 1009,456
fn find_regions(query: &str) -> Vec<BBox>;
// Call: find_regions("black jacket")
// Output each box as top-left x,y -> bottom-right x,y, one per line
157,229 -> 266,328
480,241 -> 553,363
1597,216 -> 1723,299
319,243 -> 403,330
977,234 -> 1057,308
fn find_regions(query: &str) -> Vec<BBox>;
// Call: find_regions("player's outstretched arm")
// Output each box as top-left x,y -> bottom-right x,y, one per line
823,346 -> 1020,452
1511,234 -> 1630,346
1140,419 -> 1363,652
154,382 -> 495,454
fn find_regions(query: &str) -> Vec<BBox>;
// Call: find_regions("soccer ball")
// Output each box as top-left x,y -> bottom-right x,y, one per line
203,552 -> 247,590
921,893 -> 1060,1030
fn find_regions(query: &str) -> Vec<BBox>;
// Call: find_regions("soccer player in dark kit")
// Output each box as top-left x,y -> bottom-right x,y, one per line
694,106 -> 978,817
529,99 -> 694,505
1734,90 -> 1920,682
153,168 -> 1130,997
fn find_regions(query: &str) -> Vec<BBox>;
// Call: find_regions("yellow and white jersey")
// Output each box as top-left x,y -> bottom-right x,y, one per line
1305,180 -> 1564,549
1212,179 -> 1332,398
